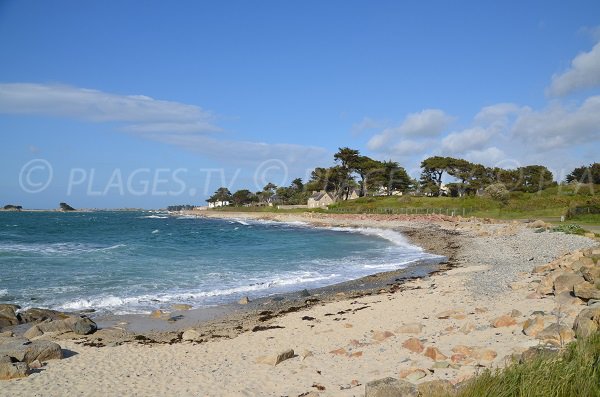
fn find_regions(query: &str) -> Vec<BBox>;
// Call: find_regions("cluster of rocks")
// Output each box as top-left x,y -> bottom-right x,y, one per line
531,247 -> 600,338
0,304 -> 97,380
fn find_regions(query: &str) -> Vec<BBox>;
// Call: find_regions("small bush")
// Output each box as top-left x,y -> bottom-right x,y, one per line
485,183 -> 510,205
551,224 -> 586,235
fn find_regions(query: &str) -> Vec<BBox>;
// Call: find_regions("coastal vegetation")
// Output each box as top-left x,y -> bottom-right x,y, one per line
444,333 -> 600,397
202,149 -> 598,223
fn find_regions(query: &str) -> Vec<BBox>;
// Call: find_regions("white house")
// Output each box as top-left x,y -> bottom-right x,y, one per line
307,191 -> 335,208
207,200 -> 230,208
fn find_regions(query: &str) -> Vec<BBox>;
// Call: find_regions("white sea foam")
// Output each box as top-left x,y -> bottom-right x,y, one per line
0,242 -> 126,255
139,215 -> 168,219
0,289 -> 8,297
151,229 -> 160,234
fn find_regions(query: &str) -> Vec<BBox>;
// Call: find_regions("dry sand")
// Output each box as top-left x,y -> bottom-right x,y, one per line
1,213 -> 597,397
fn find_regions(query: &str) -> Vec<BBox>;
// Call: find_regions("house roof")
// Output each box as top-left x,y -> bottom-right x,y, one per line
310,191 -> 333,201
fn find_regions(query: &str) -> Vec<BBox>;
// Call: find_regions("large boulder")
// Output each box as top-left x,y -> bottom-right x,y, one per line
0,304 -> 20,328
365,377 -> 418,397
581,266 -> 600,284
574,283 -> 600,301
0,360 -> 30,380
553,274 -> 585,294
255,349 -> 295,366
573,305 -> 600,338
536,324 -> 575,344
0,339 -> 63,364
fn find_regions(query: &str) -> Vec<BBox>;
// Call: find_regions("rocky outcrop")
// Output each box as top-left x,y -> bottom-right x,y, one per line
0,359 -> 29,380
59,202 -> 76,211
18,308 -> 69,324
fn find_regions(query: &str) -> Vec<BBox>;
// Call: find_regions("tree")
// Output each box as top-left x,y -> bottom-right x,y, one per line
516,165 -> 555,193
333,147 -> 360,199
257,183 -> 277,204
381,160 -> 411,196
306,166 -> 348,199
420,156 -> 452,196
231,189 -> 256,206
566,163 -> 600,184
484,183 -> 510,205
206,187 -> 232,203
353,156 -> 383,196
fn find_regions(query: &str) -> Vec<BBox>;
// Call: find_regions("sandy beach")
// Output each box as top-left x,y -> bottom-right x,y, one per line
1,212 -> 598,396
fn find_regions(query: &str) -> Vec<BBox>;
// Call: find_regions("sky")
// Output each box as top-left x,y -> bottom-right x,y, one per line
0,0 -> 599,209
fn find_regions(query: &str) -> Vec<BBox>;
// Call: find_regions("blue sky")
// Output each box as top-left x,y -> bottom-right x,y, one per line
1,1 -> 599,208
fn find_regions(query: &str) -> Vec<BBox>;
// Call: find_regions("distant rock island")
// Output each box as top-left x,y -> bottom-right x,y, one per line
2,204 -> 23,211
58,202 -> 76,211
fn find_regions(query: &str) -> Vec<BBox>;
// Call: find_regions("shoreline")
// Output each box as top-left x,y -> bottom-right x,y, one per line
1,212 -> 598,396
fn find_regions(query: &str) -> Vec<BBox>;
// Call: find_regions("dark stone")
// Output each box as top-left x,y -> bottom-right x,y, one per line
19,308 -> 69,324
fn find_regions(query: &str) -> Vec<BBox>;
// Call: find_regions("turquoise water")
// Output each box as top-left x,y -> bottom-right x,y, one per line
0,211 -> 440,314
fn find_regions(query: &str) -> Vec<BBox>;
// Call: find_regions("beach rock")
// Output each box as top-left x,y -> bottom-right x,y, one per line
536,275 -> 555,295
510,309 -> 522,318
28,316 -> 97,336
418,380 -> 455,396
365,377 -> 418,397
0,304 -> 20,328
573,306 -> 600,338
299,289 -> 311,297
574,283 -> 600,301
182,329 -> 203,342
402,338 -> 424,353
491,315 -> 516,328
171,304 -> 192,311
451,345 -> 473,356
471,348 -> 497,362
555,291 -> 583,306
450,353 -> 469,364
23,325 -> 43,339
0,339 -> 63,364
553,274 -> 585,294
18,308 -> 69,324
522,316 -> 545,337
581,266 -> 600,284
396,323 -> 424,334
29,360 -> 42,369
536,324 -> 575,344
238,297 -> 250,305
398,368 -> 427,382
520,346 -> 560,363
66,316 -> 97,335
149,310 -> 167,319
0,361 -> 30,380
255,349 -> 294,366
424,347 -> 447,361
436,310 -> 465,320
372,330 -> 394,342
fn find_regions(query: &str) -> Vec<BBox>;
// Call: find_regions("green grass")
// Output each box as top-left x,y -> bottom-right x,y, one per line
439,333 -> 600,397
327,184 -> 600,221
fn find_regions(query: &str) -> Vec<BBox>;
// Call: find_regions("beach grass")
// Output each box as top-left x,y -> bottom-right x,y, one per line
436,333 -> 600,397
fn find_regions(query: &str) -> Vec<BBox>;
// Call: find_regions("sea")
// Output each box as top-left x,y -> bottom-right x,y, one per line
0,211 -> 441,315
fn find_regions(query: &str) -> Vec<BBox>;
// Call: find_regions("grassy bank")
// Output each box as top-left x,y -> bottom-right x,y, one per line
328,184 -> 600,220
440,333 -> 600,397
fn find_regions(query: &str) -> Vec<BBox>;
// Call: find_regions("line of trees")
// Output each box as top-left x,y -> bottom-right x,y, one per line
206,149 -> 597,207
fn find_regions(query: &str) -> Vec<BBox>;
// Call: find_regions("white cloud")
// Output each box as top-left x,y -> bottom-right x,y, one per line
473,103 -> 522,125
441,127 -> 495,154
389,140 -> 432,156
512,96 -> 600,150
547,41 -> 600,96
462,147 -> 506,166
0,82 -> 331,176
0,83 -> 220,133
367,109 -> 453,150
